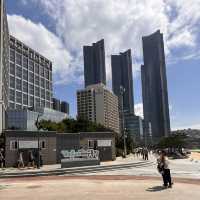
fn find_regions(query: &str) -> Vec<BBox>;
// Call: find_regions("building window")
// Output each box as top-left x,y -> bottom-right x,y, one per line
29,84 -> 34,95
35,98 -> 40,107
35,86 -> 40,97
16,91 -> 22,104
29,96 -> 34,107
49,82 -> 52,91
41,100 -> 45,108
46,80 -> 49,90
10,76 -> 15,88
41,88 -> 45,99
40,66 -> 44,77
23,94 -> 28,105
23,81 -> 28,93
29,72 -> 34,83
16,79 -> 22,90
40,78 -> 45,88
35,75 -> 39,86
23,69 -> 28,81
16,66 -> 22,78
16,53 -> 22,66
35,64 -> 39,74
10,49 -> 15,62
49,72 -> 52,81
45,69 -> 49,80
29,60 -> 34,72
9,89 -> 15,101
46,91 -> 50,101
10,62 -> 15,75
10,141 -> 18,150
23,56 -> 28,69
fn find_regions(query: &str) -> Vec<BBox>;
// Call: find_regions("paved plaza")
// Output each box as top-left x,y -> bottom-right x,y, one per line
1,154 -> 200,179
0,177 -> 200,200
0,154 -> 200,200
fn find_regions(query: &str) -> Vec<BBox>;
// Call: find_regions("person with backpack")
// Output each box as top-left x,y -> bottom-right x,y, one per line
157,150 -> 173,188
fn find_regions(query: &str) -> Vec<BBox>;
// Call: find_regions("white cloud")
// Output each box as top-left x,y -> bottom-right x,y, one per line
16,0 -> 200,85
8,14 -> 84,85
134,103 -> 143,118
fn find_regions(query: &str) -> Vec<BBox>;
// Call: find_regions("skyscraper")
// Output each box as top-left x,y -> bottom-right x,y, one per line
141,30 -> 171,141
83,39 -> 106,87
0,0 -> 9,134
111,49 -> 134,113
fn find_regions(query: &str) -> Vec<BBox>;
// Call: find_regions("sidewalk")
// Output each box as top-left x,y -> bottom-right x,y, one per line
0,155 -> 154,178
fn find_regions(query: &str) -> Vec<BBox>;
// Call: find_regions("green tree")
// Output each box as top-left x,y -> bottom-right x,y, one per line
157,133 -> 188,153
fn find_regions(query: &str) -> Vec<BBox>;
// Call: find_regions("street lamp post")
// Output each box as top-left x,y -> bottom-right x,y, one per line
120,86 -> 127,158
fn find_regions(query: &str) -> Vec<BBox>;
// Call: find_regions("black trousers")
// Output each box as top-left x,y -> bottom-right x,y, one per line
162,169 -> 172,186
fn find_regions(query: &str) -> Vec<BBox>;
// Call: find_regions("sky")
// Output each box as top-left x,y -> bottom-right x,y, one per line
6,0 -> 200,130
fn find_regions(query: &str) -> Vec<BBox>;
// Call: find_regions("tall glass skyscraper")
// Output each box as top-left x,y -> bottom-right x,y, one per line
0,0 -> 9,134
141,30 -> 171,141
83,39 -> 106,87
111,49 -> 134,113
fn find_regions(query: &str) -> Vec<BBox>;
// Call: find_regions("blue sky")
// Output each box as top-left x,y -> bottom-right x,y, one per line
6,0 -> 200,130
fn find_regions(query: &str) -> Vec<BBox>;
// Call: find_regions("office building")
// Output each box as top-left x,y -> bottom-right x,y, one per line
124,113 -> 144,142
53,98 -> 69,114
77,84 -> 120,133
52,98 -> 60,111
141,30 -> 171,142
9,35 -> 53,111
111,49 -> 134,113
0,0 -> 9,134
83,39 -> 106,87
61,101 -> 69,114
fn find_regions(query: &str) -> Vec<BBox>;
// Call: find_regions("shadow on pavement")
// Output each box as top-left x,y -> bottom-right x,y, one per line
146,186 -> 167,192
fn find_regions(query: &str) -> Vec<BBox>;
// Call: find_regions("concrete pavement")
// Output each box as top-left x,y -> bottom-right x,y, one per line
1,154 -> 200,179
0,177 -> 200,200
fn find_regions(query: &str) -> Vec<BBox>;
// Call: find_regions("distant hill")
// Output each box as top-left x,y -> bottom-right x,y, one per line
172,129 -> 200,149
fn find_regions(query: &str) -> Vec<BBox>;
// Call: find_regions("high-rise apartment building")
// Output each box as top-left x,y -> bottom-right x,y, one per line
111,49 -> 134,113
9,35 -> 53,111
52,98 -> 69,115
141,30 -> 171,141
0,0 -> 9,134
77,84 -> 120,133
83,39 -> 106,87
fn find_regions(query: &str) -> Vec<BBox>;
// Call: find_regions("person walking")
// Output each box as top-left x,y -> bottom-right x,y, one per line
28,151 -> 35,168
0,148 -> 4,169
17,152 -> 24,169
158,150 -> 173,188
144,148 -> 149,160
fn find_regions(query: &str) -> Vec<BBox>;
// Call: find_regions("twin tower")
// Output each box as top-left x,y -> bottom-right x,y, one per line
83,30 -> 171,141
